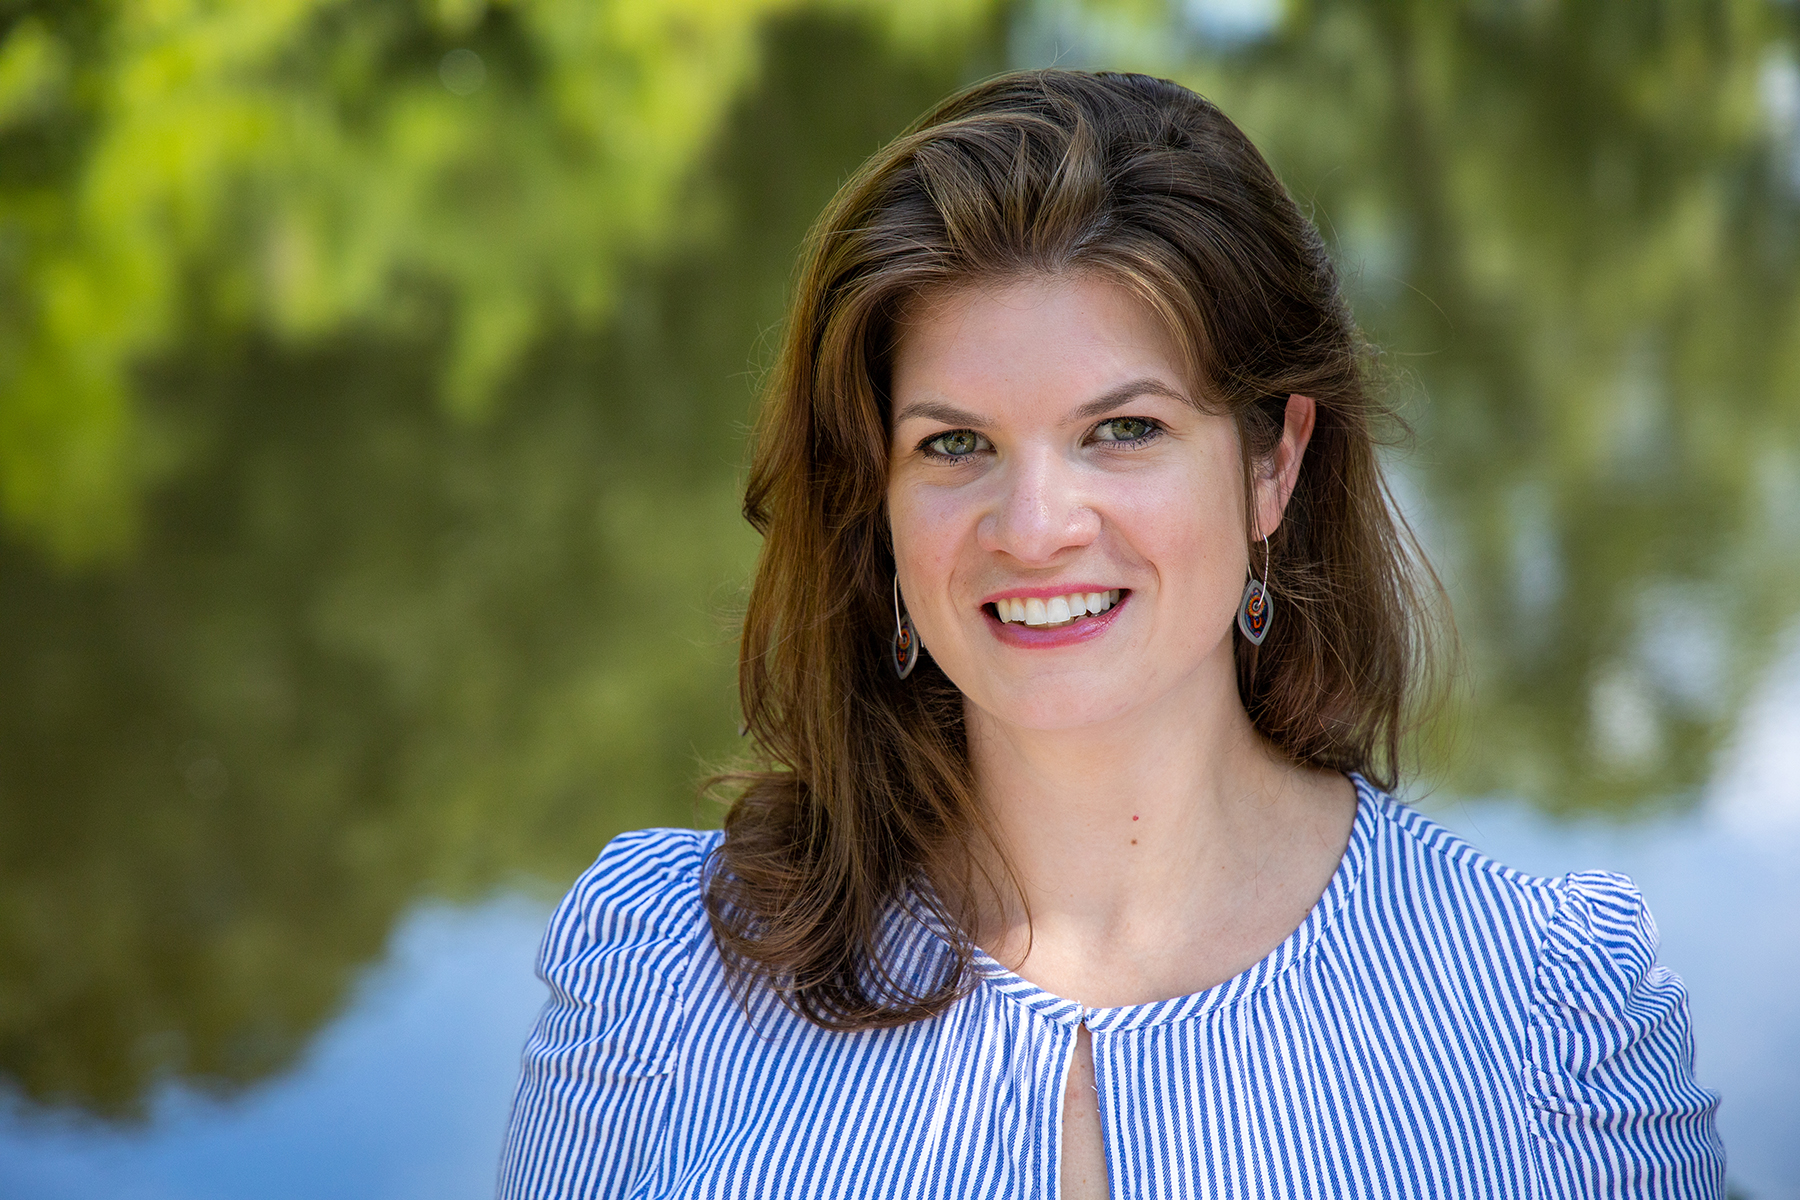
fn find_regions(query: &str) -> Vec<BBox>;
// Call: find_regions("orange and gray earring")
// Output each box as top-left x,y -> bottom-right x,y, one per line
892,575 -> 920,679
1237,533 -> 1272,646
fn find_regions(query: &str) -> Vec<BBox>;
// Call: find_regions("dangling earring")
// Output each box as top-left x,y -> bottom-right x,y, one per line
892,574 -> 920,679
1237,532 -> 1273,646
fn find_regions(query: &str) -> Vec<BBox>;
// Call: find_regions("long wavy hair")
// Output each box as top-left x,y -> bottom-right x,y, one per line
705,69 -> 1436,1029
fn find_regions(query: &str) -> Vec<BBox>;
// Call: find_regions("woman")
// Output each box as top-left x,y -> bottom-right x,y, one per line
498,71 -> 1722,1198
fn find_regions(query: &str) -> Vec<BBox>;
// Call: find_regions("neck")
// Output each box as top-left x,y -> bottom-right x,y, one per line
960,661 -> 1354,1008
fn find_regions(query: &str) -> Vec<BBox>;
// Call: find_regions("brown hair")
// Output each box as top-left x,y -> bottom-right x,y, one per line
706,69 -> 1434,1029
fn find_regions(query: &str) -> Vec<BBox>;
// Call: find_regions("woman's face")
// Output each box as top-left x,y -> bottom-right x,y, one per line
887,274 -> 1267,735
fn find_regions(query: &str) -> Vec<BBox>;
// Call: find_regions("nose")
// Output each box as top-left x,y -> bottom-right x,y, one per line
975,446 -> 1101,565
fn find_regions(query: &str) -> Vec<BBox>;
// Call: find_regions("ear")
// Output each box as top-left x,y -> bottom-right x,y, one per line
1254,394 -> 1316,539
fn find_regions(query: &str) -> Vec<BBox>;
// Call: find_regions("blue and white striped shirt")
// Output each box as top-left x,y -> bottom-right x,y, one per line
498,778 -> 1723,1197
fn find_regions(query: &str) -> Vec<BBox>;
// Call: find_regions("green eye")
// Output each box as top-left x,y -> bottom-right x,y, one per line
1093,417 -> 1156,443
927,430 -> 984,457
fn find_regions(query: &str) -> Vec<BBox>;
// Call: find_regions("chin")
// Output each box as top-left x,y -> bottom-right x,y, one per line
970,679 -> 1144,733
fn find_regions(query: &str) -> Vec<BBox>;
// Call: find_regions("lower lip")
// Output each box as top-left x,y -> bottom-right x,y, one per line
984,592 -> 1131,648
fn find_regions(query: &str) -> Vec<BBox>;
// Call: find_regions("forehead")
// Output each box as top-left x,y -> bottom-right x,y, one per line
890,274 -> 1196,415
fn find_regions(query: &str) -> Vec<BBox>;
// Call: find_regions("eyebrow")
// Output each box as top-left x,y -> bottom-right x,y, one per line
892,378 -> 1190,428
1071,378 -> 1190,421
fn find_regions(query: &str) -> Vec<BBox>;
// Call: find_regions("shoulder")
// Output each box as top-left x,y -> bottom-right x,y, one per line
531,827 -> 720,1076
1525,867 -> 1700,1084
1350,777 -> 1564,926
544,827 -> 717,962
1349,781 -> 1722,1191
1525,870 -> 1723,1190
1349,781 -> 1672,992
1531,867 -> 1664,1018
500,830 -> 721,1194
1350,780 -> 1673,983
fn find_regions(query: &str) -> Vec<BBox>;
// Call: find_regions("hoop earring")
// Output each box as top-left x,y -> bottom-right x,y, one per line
892,574 -> 920,679
1237,532 -> 1273,646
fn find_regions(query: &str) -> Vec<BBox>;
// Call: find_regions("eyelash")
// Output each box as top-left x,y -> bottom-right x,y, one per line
1088,416 -> 1163,447
916,417 -> 1165,461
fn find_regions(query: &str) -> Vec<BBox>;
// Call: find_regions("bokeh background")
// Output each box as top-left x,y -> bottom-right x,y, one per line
1,0 -> 1796,1195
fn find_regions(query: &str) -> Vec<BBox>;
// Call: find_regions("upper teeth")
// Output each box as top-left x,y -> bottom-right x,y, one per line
994,590 -> 1120,627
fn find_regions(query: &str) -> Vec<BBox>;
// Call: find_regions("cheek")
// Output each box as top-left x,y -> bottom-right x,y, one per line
890,483 -> 964,544
887,484 -> 974,607
1122,466 -> 1246,607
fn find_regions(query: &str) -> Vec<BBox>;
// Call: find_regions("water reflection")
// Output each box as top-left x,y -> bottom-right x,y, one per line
0,333 -> 751,1113
1069,0 -> 1800,811
0,13 -> 999,1115
0,0 -> 1794,1131
0,895 -> 551,1200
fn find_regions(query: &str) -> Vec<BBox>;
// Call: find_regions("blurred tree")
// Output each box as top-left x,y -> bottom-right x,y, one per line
1152,0 -> 1800,811
0,0 -> 993,561
0,7 -> 1003,1116
1003,0 -> 1800,810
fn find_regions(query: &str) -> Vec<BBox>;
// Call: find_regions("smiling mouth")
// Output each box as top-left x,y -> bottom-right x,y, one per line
985,589 -> 1123,630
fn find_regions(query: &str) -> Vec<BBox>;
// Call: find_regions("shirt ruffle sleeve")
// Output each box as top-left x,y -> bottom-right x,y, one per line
497,828 -> 710,1199
1525,870 -> 1725,1199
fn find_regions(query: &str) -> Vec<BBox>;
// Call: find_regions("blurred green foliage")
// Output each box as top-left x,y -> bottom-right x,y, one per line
0,0 -> 992,560
1163,0 -> 1800,811
1030,0 -> 1800,807
0,0 -> 1796,1118
0,2 -> 1004,1115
